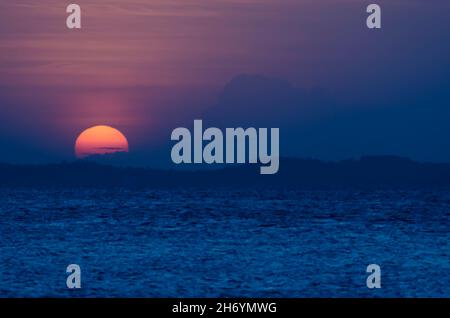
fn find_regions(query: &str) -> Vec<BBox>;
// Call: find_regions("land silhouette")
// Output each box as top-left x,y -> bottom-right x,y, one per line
1,156 -> 450,188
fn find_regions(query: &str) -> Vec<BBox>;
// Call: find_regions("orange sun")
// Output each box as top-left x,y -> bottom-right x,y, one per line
75,125 -> 129,158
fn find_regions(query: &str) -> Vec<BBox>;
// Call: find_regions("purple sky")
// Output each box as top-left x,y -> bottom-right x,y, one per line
1,0 -> 450,165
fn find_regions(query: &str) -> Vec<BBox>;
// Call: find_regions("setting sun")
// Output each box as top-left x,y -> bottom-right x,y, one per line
75,125 -> 129,158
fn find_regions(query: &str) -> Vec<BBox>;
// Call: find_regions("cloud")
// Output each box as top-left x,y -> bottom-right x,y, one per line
202,73 -> 450,162
203,74 -> 336,126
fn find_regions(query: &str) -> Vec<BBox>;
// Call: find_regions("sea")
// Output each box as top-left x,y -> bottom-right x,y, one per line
0,188 -> 449,297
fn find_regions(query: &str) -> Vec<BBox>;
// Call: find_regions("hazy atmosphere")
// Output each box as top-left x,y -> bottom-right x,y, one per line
0,0 -> 449,165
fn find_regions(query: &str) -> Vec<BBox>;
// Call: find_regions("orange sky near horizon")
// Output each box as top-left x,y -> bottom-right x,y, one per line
1,0 -> 449,164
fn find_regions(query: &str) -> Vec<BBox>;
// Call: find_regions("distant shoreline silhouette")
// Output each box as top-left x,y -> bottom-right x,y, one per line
1,156 -> 450,188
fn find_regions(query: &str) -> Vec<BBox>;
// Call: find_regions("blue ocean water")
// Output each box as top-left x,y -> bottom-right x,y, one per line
0,188 -> 449,297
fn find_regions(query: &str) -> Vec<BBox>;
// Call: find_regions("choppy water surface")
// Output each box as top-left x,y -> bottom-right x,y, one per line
0,188 -> 449,297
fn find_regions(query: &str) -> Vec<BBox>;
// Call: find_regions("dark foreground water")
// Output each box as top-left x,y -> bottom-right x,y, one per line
0,188 -> 449,297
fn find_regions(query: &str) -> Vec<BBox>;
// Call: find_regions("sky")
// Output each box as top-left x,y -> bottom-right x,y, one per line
0,0 -> 450,165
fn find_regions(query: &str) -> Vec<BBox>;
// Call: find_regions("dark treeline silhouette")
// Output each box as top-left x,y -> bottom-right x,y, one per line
1,156 -> 450,188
